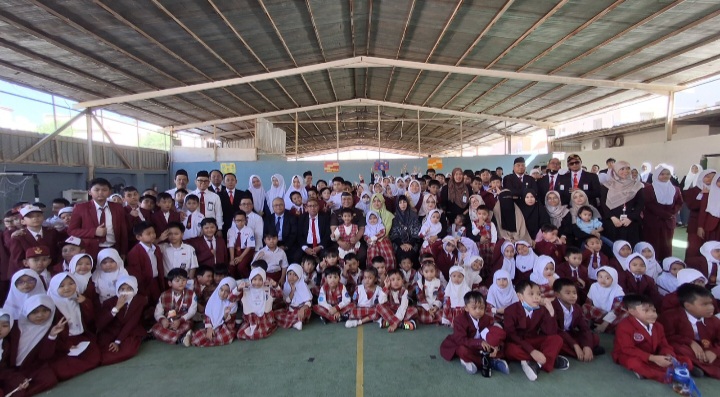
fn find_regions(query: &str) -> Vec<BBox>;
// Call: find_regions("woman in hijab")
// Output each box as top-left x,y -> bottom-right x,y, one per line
418,192 -> 447,227
569,190 -> 601,223
439,167 -> 472,228
640,162 -> 653,183
389,195 -> 422,264
684,169 -> 716,259
248,175 -> 268,216
517,189 -> 549,240
642,164 -> 683,261
600,160 -> 645,246
370,193 -> 395,234
492,190 -> 532,244
265,174 -> 286,211
698,173 -> 720,242
96,275 -> 147,365
544,191 -> 572,242
679,164 -> 703,227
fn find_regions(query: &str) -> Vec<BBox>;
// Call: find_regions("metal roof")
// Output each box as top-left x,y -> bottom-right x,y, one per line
1,0 -> 719,156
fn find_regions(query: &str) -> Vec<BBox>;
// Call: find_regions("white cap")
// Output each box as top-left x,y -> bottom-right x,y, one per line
58,207 -> 73,216
64,236 -> 82,247
19,206 -> 42,217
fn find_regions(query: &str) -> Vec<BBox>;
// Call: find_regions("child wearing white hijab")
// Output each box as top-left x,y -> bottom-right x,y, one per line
441,266 -> 471,327
276,264 -> 312,331
190,277 -> 239,347
656,257 -> 686,296
486,269 -> 518,317
529,256 -> 558,298
632,242 -> 661,280
283,175 -> 309,211
463,255 -> 484,291
513,240 -> 536,283
419,209 -> 443,250
494,241 -> 517,281
96,275 -> 147,365
5,269 -> 45,319
236,268 -> 282,341
92,248 -> 129,304
247,174 -> 267,215
584,266 -> 625,333
68,253 -> 94,295
611,240 -> 633,273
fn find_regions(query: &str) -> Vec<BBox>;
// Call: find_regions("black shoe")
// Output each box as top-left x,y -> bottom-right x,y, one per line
554,355 -> 570,370
319,316 -> 327,325
592,346 -> 606,356
690,367 -> 704,378
339,314 -> 350,322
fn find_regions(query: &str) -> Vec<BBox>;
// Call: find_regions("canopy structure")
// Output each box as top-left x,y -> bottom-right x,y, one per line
1,0 -> 719,156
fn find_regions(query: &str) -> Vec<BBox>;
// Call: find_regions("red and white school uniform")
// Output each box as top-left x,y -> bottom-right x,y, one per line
582,266 -> 626,331
503,301 -> 563,373
227,225 -> 255,279
486,269 -> 518,322
472,219 -> 497,266
95,275 -> 146,365
686,241 -> 720,288
349,283 -> 386,322
341,269 -> 362,296
125,242 -> 165,304
150,288 -> 197,344
619,262 -> 663,309
512,241 -> 535,284
364,211 -> 395,269
335,223 -> 360,259
400,268 -> 418,288
159,242 -> 199,277
275,264 -> 313,329
189,235 -> 228,269
415,276 -> 444,324
376,287 -> 418,328
442,266 -> 470,326
440,312 -> 507,367
93,248 -> 129,305
237,268 -> 281,341
313,282 -> 355,322
252,246 -> 287,284
582,249 -> 609,281
661,308 -> 720,379
612,316 -> 692,382
552,299 -> 599,358
150,210 -> 181,238
529,255 -> 558,299
47,273 -> 101,381
191,277 -> 239,347
182,209 -> 204,240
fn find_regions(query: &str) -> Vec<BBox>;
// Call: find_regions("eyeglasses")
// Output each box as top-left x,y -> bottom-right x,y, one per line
196,179 -> 210,183
568,161 -> 580,166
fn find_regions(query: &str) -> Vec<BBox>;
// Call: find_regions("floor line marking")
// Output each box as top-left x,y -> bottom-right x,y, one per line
356,326 -> 364,397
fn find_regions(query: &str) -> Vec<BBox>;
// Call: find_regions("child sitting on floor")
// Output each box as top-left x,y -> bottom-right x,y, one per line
419,209 -> 443,252
584,266 -> 625,333
552,278 -> 603,362
275,264 -> 312,331
463,255 -> 484,291
333,208 -> 360,259
313,266 -> 354,324
619,254 -> 662,309
415,262 -> 444,325
656,257 -> 686,296
633,242 -> 662,280
364,210 -> 395,269
529,256 -> 558,299
486,270 -> 517,322
377,269 -> 418,332
345,267 -> 386,328
188,276 -> 239,347
236,267 -> 282,340
472,205 -> 497,266
449,214 -> 466,239
150,268 -> 196,345
442,266 -> 471,327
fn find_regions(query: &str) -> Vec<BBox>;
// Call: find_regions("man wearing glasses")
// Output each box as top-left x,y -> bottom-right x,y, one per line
557,154 -> 601,207
537,157 -> 562,200
190,170 -> 224,232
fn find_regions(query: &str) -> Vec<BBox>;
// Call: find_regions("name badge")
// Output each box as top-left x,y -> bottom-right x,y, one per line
559,185 -> 565,190
462,196 -> 467,204
208,202 -> 214,211
583,184 -> 589,190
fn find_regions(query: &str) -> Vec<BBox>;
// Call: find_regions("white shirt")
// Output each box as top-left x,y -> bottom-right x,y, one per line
227,225 -> 256,250
245,212 -> 264,250
327,193 -> 342,211
159,242 -> 199,275
636,318 -> 653,336
561,302 -> 573,331
94,201 -> 115,247
166,187 -> 179,196
354,284 -> 386,308
303,215 -> 323,249
154,290 -> 198,322
571,170 -> 583,185
253,246 -> 288,274
141,243 -> 158,278
182,210 -> 204,240
27,228 -> 43,241
469,315 -> 490,340
685,310 -> 704,341
190,189 -> 223,230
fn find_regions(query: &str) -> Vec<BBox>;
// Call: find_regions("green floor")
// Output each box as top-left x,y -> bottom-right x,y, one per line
42,228 -> 720,397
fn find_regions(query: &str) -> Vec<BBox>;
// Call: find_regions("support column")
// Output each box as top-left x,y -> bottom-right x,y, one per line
417,110 -> 421,155
377,106 -> 381,159
336,106 -> 340,161
665,91 -> 675,141
460,117 -> 463,157
86,110 -> 95,181
295,112 -> 299,160
213,125 -> 217,161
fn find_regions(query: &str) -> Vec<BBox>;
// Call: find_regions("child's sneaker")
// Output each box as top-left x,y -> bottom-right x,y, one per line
460,359 -> 477,374
319,316 -> 327,325
377,319 -> 389,328
592,346 -> 606,356
339,314 -> 350,322
182,331 -> 192,347
690,367 -> 704,378
633,371 -> 644,379
554,355 -> 570,370
345,319 -> 360,328
403,320 -> 416,330
491,358 -> 510,375
293,321 -> 303,331
520,360 -> 538,381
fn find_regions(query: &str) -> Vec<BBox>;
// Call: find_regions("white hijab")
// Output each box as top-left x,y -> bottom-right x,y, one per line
205,277 -> 238,328
92,248 -> 129,304
706,174 -> 720,218
699,241 -> 720,279
530,256 -> 557,286
695,169 -> 716,198
514,241 -> 536,272
657,257 -> 685,295
284,175 -> 309,210
47,273 -> 84,336
445,266 -> 470,308
17,295 -> 55,366
458,237 -> 479,258
587,266 -> 624,312
500,241 -> 516,280
406,180 -> 422,207
68,253 -> 93,294
640,162 -> 653,182
364,210 -> 385,238
248,175 -> 266,213
5,269 -> 45,319
652,164 -> 676,205
0,309 -> 12,359
115,275 -> 138,305
283,264 -> 312,308
632,242 -> 661,280
486,269 -> 518,309
677,268 -> 707,286
356,191 -> 372,215
683,164 -> 703,190
246,268 -> 269,317
266,174 -> 286,209
420,209 -> 443,237
612,240 -> 632,271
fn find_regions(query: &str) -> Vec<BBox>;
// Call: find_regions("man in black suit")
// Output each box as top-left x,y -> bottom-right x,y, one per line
599,158 -> 615,175
263,197 -> 299,261
557,154 -> 602,207
297,198 -> 331,261
209,169 -> 226,194
502,156 -> 537,203
219,173 -> 247,237
537,157 -> 562,200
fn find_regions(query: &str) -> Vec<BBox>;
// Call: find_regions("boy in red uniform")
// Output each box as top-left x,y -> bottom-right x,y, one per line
661,284 -> 720,379
440,291 -> 509,375
9,206 -> 60,277
149,192 -> 181,237
552,278 -> 603,362
534,224 -> 566,264
582,235 -> 610,282
556,246 -> 590,302
150,268 -> 196,344
612,294 -> 694,383
504,280 -> 568,381
376,269 -> 418,332
125,222 -> 164,326
312,266 -> 354,323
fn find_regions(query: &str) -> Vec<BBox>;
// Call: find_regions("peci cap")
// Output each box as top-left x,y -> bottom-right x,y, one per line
513,157 -> 525,165
196,170 -> 209,179
567,154 -> 582,163
25,245 -> 50,259
19,206 -> 43,218
175,169 -> 188,178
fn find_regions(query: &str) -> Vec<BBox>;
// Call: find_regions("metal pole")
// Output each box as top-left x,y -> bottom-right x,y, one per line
377,106 -> 381,160
86,109 -> 94,181
460,117 -> 463,157
336,106 -> 340,161
295,112 -> 299,160
417,110 -> 421,155
665,91 -> 675,141
213,125 -> 217,161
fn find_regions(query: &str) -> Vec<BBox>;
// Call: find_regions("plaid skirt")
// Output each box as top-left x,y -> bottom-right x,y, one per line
478,241 -> 495,266
237,313 -> 277,340
150,319 -> 192,344
191,323 -> 235,347
349,306 -> 380,321
275,306 -> 311,329
366,239 -> 395,269
376,303 -> 418,328
417,306 -> 442,324
313,303 -> 356,322
442,306 -> 465,326
582,300 -> 626,329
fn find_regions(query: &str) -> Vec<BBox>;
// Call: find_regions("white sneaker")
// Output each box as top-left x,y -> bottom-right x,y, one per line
460,359 -> 477,375
293,321 -> 303,331
345,319 -> 360,328
182,330 -> 192,347
520,360 -> 538,381
441,317 -> 451,326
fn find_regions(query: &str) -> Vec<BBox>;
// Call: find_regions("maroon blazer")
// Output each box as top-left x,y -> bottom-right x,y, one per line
552,299 -> 594,348
503,301 -> 558,353
95,294 -> 148,344
534,240 -> 565,264
612,316 -> 674,363
683,186 -> 703,234
619,271 -> 662,308
68,201 -> 128,256
124,206 -> 153,250
582,249 -> 609,270
8,322 -> 56,372
556,262 -> 590,290
660,308 -> 720,356
9,227 -> 61,276
661,291 -> 720,314
149,210 -> 182,237
429,240 -> 457,281
698,194 -> 720,235
440,312 -> 505,361
125,243 -> 165,301
188,236 -> 228,267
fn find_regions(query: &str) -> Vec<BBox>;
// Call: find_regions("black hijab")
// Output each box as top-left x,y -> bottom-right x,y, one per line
498,190 -> 517,233
517,189 -> 548,238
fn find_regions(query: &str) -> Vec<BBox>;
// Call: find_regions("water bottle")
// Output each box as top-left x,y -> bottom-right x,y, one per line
480,351 -> 492,378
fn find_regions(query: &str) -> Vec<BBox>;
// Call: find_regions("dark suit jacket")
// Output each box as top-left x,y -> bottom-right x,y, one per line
219,188 -> 247,235
440,312 -> 505,361
209,185 -> 226,194
297,212 -> 331,250
552,299 -> 594,348
503,301 -> 558,353
537,172 -> 561,201
68,201 -> 128,256
263,210 -> 299,250
557,171 -> 601,206
502,173 -> 537,201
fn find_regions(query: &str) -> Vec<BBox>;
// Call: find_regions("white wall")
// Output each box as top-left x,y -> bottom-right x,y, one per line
572,124 -> 719,174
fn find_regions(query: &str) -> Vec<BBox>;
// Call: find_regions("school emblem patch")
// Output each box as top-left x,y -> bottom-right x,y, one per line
701,339 -> 711,349
633,333 -> 644,342
34,247 -> 43,254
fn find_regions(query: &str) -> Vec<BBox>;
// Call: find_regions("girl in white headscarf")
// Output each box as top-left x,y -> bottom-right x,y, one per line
486,269 -> 518,323
406,180 -> 423,208
236,268 -> 282,341
632,242 -> 661,280
699,173 -> 720,241
656,257 -> 686,296
283,175 -> 309,210
514,240 -> 536,283
355,191 -> 372,215
643,164 -> 682,261
682,164 -> 703,191
611,240 -> 633,272
640,162 -> 653,183
5,270 -> 45,319
96,275 -> 147,365
419,209 -> 443,250
585,266 -> 625,333
530,256 -> 558,298
92,248 -> 129,304
247,175 -> 267,215
190,277 -> 239,347
685,169 -> 716,257
276,264 -> 313,331
494,241 -> 516,281
68,253 -> 94,295
441,266 -> 470,327
265,174 -> 286,210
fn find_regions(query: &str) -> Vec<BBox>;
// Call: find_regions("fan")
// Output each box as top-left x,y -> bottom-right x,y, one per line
592,139 -> 601,150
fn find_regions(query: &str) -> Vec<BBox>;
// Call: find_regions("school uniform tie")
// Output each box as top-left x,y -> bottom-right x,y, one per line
186,214 -> 192,229
549,175 -> 555,191
573,173 -> 579,190
228,191 -> 234,206
98,206 -> 107,225
591,254 -> 599,269
710,262 -> 718,285
199,192 -> 206,215
207,239 -> 216,262
311,217 -> 318,249
571,268 -> 578,279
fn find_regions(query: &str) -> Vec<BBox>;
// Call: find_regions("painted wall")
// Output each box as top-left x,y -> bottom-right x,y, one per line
172,154 -> 553,191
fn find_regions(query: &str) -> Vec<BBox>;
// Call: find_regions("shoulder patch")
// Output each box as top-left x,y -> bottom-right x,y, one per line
633,332 -> 644,342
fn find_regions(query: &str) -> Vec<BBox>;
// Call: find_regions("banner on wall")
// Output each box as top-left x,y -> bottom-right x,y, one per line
373,160 -> 389,172
427,158 -> 443,170
220,163 -> 236,174
324,161 -> 340,173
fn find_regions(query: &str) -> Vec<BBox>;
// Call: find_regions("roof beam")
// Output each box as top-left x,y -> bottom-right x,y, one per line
75,56 -> 679,110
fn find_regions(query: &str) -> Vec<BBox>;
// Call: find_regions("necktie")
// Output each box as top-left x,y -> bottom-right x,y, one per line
186,214 -> 192,229
697,320 -> 707,341
573,173 -> 579,189
99,206 -> 106,225
229,191 -> 234,205
710,262 -> 718,285
549,175 -> 555,191
200,192 -> 206,215
572,268 -> 578,278
276,216 -> 282,234
311,217 -> 318,248
35,233 -> 40,242
591,254 -> 599,269
207,239 -> 215,262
